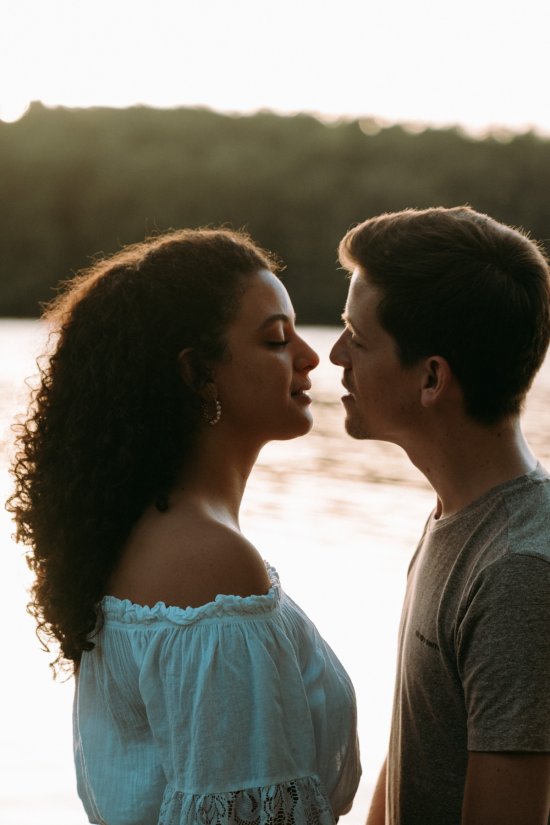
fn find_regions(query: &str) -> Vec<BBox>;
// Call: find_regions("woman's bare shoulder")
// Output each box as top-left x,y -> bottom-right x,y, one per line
107,514 -> 271,609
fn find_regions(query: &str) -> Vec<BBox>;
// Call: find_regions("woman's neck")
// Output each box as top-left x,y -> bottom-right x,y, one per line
169,433 -> 262,528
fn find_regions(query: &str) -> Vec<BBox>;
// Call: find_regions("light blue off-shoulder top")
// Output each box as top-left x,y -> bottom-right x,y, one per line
73,563 -> 361,825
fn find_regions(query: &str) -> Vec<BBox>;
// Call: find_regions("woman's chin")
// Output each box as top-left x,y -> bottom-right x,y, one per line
282,413 -> 314,441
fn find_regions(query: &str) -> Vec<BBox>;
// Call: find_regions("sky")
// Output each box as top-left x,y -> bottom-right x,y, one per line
2,0 -> 550,135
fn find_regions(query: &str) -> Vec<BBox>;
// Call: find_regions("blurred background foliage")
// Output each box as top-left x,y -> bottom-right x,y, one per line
2,102 -> 550,321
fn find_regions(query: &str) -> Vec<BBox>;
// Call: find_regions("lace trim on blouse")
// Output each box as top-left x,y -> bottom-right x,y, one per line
158,776 -> 334,825
101,562 -> 281,626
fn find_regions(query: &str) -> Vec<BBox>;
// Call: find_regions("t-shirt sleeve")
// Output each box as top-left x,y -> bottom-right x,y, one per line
457,553 -> 550,752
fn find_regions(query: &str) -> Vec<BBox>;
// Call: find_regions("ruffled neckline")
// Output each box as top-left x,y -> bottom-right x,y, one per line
101,561 -> 281,626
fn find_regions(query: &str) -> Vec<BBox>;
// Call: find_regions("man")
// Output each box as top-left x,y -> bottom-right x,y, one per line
330,207 -> 550,824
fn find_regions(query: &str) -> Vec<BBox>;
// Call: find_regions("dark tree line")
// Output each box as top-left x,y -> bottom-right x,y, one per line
2,102 -> 550,321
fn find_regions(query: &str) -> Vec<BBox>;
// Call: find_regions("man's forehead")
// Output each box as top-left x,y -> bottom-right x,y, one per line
346,269 -> 381,314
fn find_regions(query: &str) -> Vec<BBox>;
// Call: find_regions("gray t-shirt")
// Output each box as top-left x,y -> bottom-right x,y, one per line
388,465 -> 550,825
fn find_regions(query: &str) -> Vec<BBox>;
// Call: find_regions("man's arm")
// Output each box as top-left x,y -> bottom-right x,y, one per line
366,757 -> 386,825
461,752 -> 550,825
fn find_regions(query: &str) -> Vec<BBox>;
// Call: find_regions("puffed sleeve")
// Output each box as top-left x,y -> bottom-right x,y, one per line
140,605 -> 350,824
278,594 -> 361,815
74,574 -> 361,825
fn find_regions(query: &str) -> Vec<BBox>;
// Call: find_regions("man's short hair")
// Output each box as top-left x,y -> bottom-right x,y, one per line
339,206 -> 550,425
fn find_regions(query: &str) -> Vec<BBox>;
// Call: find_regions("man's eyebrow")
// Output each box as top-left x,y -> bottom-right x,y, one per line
341,313 -> 365,338
341,312 -> 355,331
257,313 -> 296,330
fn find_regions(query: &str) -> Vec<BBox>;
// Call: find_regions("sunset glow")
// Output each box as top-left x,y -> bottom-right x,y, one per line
2,0 -> 550,133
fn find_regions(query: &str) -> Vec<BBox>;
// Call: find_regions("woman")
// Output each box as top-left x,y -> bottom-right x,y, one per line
9,228 -> 361,825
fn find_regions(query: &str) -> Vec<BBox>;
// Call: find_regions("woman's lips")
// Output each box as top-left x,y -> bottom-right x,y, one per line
291,383 -> 312,403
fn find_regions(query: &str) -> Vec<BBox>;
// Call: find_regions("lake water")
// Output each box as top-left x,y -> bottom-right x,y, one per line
1,320 -> 549,825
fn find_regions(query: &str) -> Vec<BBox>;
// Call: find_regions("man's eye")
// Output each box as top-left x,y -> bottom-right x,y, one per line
350,336 -> 364,349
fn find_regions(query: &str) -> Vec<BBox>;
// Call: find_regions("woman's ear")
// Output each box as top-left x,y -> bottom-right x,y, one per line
178,348 -> 217,400
177,348 -> 196,388
420,356 -> 453,408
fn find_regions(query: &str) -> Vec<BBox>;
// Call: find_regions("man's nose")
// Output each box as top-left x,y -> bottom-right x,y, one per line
329,330 -> 349,367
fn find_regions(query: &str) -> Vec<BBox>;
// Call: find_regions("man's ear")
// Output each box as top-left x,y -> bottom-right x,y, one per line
420,356 -> 453,408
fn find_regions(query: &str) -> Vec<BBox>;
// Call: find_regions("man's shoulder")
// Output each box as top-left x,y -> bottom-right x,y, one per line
502,464 -> 550,564
470,462 -> 550,525
422,466 -> 550,571
458,464 -> 550,567
489,462 -> 550,506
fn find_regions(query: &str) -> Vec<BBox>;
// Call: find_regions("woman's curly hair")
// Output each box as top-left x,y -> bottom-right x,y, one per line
7,227 -> 278,672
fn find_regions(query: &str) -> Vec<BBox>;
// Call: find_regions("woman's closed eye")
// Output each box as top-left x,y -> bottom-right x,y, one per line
267,339 -> 290,348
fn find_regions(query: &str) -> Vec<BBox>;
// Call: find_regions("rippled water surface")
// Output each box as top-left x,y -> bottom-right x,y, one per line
1,321 -> 549,825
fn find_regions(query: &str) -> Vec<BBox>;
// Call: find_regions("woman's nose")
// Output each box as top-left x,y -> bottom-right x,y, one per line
296,337 -> 320,372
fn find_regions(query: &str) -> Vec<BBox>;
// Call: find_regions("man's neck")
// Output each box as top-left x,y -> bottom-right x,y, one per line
402,416 -> 538,519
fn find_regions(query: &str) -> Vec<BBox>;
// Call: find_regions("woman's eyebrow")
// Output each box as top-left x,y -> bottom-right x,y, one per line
257,313 -> 296,331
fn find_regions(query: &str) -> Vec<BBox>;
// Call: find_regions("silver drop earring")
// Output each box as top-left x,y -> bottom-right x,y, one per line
203,399 -> 222,426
